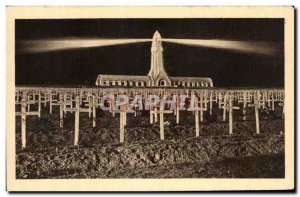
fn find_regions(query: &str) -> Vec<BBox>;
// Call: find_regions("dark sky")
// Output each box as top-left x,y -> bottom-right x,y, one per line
15,19 -> 284,87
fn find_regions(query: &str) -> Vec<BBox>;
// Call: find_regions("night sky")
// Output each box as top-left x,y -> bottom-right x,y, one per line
15,19 -> 284,87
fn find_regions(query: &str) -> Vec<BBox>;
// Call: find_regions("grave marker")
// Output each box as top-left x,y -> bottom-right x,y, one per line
222,95 -> 240,134
248,95 -> 261,134
15,98 -> 39,149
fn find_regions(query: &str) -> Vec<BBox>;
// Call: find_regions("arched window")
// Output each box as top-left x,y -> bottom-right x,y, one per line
159,79 -> 166,86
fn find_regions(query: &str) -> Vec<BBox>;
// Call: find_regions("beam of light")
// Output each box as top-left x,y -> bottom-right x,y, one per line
17,38 -> 152,54
162,38 -> 282,57
17,37 -> 283,57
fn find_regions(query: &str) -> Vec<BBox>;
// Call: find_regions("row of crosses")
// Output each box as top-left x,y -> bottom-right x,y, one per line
15,88 -> 284,149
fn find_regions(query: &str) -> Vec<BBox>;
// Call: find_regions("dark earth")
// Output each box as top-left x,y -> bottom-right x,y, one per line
16,104 -> 285,179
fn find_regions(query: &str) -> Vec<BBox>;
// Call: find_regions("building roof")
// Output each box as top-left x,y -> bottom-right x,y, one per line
169,77 -> 213,85
97,75 -> 149,81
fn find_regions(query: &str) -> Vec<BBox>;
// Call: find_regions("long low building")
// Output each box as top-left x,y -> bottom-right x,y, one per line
95,31 -> 213,88
95,75 -> 213,88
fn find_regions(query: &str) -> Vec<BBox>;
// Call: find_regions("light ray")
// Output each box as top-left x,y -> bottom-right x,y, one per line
162,38 -> 282,57
17,38 -> 152,54
17,37 -> 282,57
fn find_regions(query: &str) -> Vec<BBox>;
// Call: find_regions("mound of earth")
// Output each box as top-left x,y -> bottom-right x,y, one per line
15,107 -> 285,178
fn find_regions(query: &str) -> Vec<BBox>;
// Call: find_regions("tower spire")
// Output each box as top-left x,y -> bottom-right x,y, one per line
147,31 -> 171,86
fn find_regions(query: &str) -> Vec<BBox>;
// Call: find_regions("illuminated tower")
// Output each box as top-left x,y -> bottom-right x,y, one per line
147,31 -> 171,86
96,30 -> 213,88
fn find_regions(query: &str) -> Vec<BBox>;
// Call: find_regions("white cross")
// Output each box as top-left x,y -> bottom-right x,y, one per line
220,94 -> 228,121
175,95 -> 181,124
15,98 -> 39,149
265,92 -> 276,110
107,95 -> 116,117
248,100 -> 261,134
187,94 -> 207,137
195,94 -> 208,122
110,108 -> 135,143
222,95 -> 240,134
239,91 -> 252,120
150,107 -> 159,124
209,92 -> 217,115
149,106 -> 173,140
278,102 -> 284,119
65,96 -> 90,146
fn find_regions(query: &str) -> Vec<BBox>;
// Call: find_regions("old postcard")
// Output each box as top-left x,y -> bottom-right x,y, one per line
6,6 -> 294,191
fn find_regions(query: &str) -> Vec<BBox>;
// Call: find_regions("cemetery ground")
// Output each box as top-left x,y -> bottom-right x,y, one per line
15,107 -> 284,178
